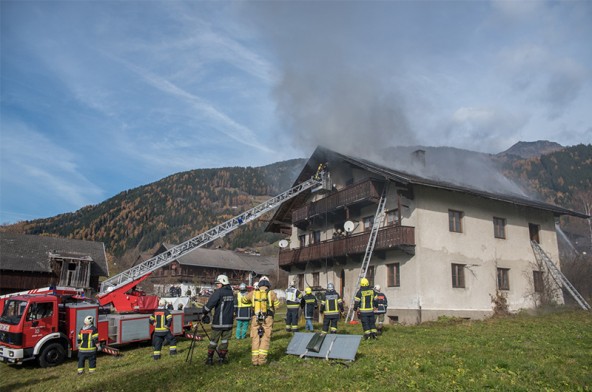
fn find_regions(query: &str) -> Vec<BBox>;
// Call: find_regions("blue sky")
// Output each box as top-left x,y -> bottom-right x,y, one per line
1,1 -> 591,224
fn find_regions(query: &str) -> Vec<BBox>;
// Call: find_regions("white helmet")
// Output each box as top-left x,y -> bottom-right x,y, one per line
84,315 -> 94,324
327,283 -> 334,290
159,298 -> 167,307
239,283 -> 247,290
374,284 -> 381,291
216,274 -> 230,285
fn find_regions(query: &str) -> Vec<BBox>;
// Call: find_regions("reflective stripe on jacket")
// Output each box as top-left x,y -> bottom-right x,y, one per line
354,288 -> 376,314
235,291 -> 253,320
78,326 -> 98,352
150,308 -> 172,332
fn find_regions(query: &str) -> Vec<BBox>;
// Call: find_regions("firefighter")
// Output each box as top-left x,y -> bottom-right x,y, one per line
300,287 -> 318,331
285,281 -> 302,332
234,282 -> 252,339
320,282 -> 343,334
354,278 -> 378,340
77,315 -> 99,375
373,284 -> 388,335
241,276 -> 280,366
202,274 -> 235,364
149,298 -> 178,360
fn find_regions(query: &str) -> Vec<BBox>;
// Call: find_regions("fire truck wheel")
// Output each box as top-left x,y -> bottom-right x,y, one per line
38,342 -> 66,367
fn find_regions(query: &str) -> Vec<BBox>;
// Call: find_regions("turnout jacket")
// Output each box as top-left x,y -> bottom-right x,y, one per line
234,290 -> 253,320
204,284 -> 235,330
320,289 -> 343,318
285,286 -> 302,309
150,307 -> 173,334
374,291 -> 388,314
300,294 -> 318,319
354,288 -> 377,314
78,325 -> 99,352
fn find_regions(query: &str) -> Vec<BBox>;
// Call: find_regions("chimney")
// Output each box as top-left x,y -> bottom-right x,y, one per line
412,149 -> 426,167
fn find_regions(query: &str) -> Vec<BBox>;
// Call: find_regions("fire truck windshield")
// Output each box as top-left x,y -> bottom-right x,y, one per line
0,300 -> 28,325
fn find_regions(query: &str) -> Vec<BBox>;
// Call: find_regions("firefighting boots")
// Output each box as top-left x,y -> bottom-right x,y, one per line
206,349 -> 215,365
218,350 -> 228,364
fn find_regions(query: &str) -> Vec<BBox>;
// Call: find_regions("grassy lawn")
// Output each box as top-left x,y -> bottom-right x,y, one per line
2,309 -> 591,392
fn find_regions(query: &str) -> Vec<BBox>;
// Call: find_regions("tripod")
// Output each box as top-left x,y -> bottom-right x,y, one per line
185,321 -> 219,364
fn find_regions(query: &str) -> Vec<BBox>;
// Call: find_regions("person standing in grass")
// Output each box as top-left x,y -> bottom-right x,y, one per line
300,287 -> 318,331
320,282 -> 343,334
150,298 -> 178,360
202,274 -> 235,365
354,278 -> 378,340
77,315 -> 100,375
234,282 -> 251,339
285,281 -> 302,332
241,276 -> 280,366
373,284 -> 388,335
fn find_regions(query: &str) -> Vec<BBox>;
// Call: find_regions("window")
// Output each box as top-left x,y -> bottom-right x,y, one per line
497,268 -> 510,291
493,217 -> 506,239
298,274 -> 304,291
449,210 -> 463,233
533,271 -> 544,293
311,231 -> 321,244
26,302 -> 54,321
529,223 -> 540,243
299,234 -> 306,247
366,266 -> 375,286
386,209 -> 400,226
387,263 -> 400,287
363,216 -> 374,232
313,272 -> 319,287
451,264 -> 465,288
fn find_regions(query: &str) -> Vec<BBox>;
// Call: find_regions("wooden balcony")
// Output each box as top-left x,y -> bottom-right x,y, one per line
292,178 -> 384,224
279,225 -> 415,267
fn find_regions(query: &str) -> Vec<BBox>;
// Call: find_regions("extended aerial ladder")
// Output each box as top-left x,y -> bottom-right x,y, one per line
531,241 -> 591,311
98,168 -> 329,310
345,183 -> 389,322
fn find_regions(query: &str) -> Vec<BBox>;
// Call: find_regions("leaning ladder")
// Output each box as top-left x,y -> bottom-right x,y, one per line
531,241 -> 591,311
345,184 -> 389,322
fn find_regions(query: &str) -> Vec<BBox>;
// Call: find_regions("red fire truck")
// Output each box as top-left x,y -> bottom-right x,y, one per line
0,170 -> 328,367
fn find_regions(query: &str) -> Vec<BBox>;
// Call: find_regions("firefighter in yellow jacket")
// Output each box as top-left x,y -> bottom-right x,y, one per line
241,276 -> 280,366
77,315 -> 99,375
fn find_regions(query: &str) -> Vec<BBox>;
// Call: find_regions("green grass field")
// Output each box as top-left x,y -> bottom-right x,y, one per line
2,309 -> 591,392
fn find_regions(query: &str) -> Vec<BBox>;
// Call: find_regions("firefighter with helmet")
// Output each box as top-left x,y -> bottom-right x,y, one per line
285,280 -> 302,332
150,298 -> 178,360
373,284 -> 388,335
234,282 -> 252,339
241,276 -> 280,365
354,278 -> 378,339
300,287 -> 318,331
202,274 -> 235,364
320,282 -> 343,334
77,315 -> 100,375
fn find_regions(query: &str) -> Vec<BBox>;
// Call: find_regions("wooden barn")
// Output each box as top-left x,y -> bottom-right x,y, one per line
0,233 -> 109,295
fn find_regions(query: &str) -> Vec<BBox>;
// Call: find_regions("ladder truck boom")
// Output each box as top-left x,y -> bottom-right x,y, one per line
98,170 -> 328,304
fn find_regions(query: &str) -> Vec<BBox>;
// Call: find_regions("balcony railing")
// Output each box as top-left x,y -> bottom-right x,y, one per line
279,225 -> 415,267
292,178 -> 383,223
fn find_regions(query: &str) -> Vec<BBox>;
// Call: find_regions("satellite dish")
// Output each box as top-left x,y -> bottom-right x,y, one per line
343,221 -> 355,233
278,239 -> 289,248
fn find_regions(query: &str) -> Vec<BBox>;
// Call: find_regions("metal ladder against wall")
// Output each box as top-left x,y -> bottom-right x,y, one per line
345,183 -> 389,322
531,241 -> 591,311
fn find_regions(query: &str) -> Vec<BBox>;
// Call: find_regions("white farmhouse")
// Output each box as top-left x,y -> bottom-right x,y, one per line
267,147 -> 588,324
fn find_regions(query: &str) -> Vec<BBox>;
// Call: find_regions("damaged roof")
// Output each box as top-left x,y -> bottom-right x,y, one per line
0,233 -> 109,276
267,146 -> 589,232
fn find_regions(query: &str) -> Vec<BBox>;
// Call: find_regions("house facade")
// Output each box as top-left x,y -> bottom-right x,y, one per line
268,147 -> 587,324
